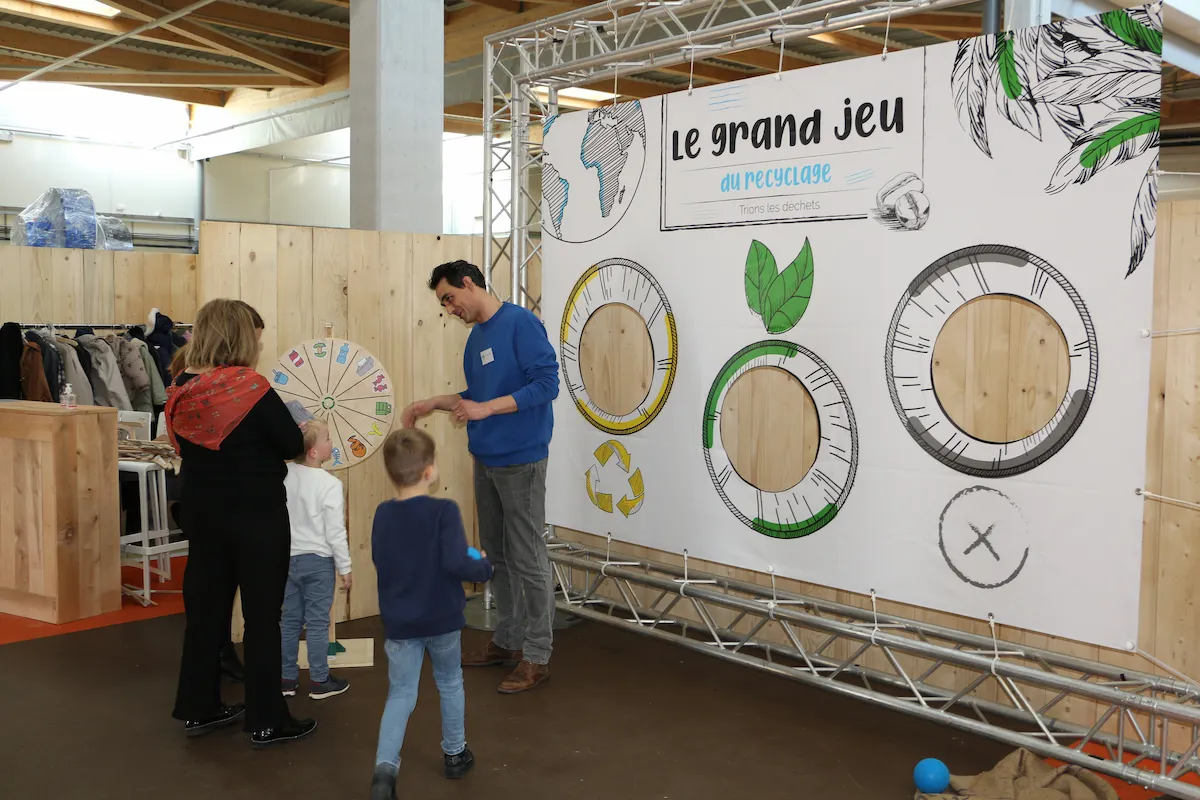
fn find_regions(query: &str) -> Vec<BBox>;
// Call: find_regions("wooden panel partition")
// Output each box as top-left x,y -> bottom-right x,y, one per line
197,222 -> 483,628
0,246 -> 198,325
0,402 -> 120,624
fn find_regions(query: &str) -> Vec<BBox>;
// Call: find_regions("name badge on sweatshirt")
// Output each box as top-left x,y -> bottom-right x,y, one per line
480,348 -> 494,366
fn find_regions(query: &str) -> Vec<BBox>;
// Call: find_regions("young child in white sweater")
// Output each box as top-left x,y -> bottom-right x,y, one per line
281,418 -> 353,700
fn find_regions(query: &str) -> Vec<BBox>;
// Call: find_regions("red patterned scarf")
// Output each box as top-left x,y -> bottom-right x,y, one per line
165,366 -> 270,451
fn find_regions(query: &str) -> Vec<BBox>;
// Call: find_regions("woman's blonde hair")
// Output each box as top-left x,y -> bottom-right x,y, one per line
187,299 -> 260,369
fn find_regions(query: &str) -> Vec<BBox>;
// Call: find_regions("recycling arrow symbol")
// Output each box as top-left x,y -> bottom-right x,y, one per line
585,439 -> 645,518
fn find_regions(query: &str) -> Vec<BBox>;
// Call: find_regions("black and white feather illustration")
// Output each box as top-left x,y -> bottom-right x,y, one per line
948,1 -> 1162,277
1129,156 -> 1158,278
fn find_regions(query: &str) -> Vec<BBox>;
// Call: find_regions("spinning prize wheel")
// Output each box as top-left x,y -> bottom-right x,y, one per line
268,338 -> 396,470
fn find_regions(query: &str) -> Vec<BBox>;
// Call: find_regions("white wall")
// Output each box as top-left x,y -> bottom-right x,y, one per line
0,135 -> 198,219
0,83 -> 198,220
202,131 -> 509,235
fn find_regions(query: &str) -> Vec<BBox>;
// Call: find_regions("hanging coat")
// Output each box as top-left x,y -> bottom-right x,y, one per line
77,333 -> 132,410
145,310 -> 175,385
109,334 -> 151,413
136,339 -> 167,408
53,339 -> 94,406
25,330 -> 63,399
0,322 -> 23,400
20,341 -> 53,402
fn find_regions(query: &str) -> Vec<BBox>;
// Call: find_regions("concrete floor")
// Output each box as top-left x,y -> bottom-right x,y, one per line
2,614 -> 1015,799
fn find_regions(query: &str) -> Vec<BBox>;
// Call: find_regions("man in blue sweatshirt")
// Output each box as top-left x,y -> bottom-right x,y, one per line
401,259 -> 561,694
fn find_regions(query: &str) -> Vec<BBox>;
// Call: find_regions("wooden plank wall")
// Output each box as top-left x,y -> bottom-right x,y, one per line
196,222 -> 482,625
0,246 -> 198,325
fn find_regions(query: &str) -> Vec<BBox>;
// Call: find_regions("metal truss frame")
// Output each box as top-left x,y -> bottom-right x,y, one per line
481,0 -> 977,311
548,538 -> 1200,799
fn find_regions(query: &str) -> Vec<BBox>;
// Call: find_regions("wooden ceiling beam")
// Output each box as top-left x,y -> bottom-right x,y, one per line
811,31 -> 899,57
0,0 -> 221,54
1164,98 -> 1200,127
150,0 -> 350,50
102,0 -> 325,84
0,68 -> 301,87
444,2 -> 593,61
652,61 -> 760,84
102,84 -> 227,105
719,48 -> 821,72
580,76 -> 675,100
0,25 -> 251,72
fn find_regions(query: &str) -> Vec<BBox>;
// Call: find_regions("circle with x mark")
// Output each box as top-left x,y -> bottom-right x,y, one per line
937,486 -> 1030,589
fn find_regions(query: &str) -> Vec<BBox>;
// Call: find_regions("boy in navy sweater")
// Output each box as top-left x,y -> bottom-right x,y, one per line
370,428 -> 494,800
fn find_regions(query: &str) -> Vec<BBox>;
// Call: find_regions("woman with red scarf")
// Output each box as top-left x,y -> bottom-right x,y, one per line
166,299 -> 316,748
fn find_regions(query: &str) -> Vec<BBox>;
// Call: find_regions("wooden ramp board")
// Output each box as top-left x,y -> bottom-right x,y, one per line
297,638 -> 375,669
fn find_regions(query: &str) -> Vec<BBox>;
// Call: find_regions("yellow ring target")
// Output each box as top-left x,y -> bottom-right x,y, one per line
559,258 -> 678,436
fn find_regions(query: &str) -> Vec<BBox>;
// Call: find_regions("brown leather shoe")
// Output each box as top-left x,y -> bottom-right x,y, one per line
462,641 -> 522,668
497,660 -> 550,694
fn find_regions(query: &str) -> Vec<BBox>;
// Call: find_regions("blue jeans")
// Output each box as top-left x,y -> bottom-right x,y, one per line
281,554 -> 336,683
375,631 -> 466,769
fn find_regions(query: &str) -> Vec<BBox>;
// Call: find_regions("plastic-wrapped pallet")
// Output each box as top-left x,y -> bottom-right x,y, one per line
96,214 -> 133,251
11,188 -> 99,249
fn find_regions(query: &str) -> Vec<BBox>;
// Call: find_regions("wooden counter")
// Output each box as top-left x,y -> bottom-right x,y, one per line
0,401 -> 121,623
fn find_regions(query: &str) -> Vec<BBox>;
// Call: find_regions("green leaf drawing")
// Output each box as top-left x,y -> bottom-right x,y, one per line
997,32 -> 1023,100
1100,9 -> 1163,55
1079,112 -> 1159,168
743,239 -> 777,315
762,238 -> 815,335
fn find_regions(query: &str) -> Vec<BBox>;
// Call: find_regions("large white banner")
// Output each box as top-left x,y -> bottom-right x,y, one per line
540,5 -> 1162,648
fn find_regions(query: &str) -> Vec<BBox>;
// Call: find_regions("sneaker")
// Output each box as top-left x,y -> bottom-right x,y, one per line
461,642 -> 521,667
281,679 -> 299,697
444,747 -> 475,779
183,703 -> 244,738
309,673 -> 349,700
370,763 -> 398,800
249,717 -> 317,749
498,661 -> 550,694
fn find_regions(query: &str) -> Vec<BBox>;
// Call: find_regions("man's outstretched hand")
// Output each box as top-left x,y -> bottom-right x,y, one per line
401,399 -> 436,428
453,399 -> 493,423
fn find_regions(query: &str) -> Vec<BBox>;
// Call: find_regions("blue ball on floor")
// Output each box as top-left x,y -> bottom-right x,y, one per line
466,546 -> 482,560
914,758 -> 950,793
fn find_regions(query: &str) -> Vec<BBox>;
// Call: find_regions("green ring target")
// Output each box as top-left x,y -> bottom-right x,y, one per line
702,340 -> 858,539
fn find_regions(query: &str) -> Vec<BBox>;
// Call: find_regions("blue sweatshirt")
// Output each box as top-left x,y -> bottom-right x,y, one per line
371,496 -> 494,641
460,302 -> 560,467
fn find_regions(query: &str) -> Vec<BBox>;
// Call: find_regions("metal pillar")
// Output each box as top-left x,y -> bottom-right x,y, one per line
983,0 -> 1002,33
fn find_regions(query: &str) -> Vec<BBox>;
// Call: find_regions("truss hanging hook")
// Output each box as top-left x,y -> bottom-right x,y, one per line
881,0 -> 897,61
988,613 -> 1002,677
869,589 -> 881,645
776,10 -> 787,81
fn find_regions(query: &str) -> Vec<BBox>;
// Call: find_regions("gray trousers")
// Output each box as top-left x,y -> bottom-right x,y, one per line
474,458 -> 553,665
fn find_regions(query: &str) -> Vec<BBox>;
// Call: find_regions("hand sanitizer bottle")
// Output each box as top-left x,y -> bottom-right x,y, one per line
60,383 -> 77,409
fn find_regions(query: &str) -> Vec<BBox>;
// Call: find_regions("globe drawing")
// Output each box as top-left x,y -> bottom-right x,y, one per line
540,99 -> 647,244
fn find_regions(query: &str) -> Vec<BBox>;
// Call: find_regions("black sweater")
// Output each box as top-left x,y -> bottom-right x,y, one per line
173,372 -> 304,510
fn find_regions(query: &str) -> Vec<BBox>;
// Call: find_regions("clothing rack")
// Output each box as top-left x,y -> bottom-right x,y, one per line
12,322 -> 193,331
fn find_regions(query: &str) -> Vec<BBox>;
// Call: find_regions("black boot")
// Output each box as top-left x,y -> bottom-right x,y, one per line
220,641 -> 244,682
370,764 -> 397,799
